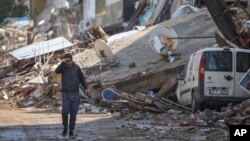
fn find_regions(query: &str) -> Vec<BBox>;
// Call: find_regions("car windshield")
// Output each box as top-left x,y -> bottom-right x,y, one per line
205,51 -> 232,72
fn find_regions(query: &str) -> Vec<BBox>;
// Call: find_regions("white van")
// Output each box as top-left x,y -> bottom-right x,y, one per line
175,47 -> 250,112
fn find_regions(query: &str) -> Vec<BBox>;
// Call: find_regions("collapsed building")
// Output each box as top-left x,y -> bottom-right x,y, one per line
0,0 -> 249,115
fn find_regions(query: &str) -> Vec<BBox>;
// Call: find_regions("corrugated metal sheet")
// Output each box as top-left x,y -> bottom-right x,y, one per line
9,37 -> 73,60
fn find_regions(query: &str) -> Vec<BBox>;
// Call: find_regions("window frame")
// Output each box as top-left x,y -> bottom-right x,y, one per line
205,51 -> 233,72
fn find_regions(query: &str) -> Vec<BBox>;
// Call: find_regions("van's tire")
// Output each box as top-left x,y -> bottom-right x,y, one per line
191,96 -> 200,113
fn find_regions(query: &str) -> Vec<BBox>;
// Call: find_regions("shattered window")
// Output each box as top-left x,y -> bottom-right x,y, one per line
237,52 -> 250,72
205,51 -> 232,72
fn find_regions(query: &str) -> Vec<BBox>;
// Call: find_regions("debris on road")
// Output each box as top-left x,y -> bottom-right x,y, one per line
221,99 -> 250,125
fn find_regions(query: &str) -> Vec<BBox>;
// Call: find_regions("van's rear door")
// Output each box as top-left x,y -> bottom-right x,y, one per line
234,49 -> 250,97
204,50 -> 234,97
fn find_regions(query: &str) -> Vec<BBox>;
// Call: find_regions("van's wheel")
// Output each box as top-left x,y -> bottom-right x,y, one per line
191,96 -> 200,113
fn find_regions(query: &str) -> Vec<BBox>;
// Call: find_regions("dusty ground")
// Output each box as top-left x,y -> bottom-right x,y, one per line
0,107 -> 229,141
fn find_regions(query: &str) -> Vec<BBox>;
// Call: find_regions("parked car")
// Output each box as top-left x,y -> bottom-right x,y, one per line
175,47 -> 250,112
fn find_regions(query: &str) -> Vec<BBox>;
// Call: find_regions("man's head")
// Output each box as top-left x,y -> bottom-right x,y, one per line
63,53 -> 73,67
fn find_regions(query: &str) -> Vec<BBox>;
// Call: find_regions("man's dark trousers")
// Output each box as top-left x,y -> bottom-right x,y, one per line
62,91 -> 80,131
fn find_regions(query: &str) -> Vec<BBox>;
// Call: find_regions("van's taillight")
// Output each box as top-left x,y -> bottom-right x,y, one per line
199,59 -> 206,84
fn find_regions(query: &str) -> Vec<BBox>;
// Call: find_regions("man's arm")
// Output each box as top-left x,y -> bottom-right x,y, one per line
77,67 -> 87,90
55,62 -> 65,74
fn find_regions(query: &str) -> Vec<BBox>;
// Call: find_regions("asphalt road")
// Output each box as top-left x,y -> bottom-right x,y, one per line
0,108 -> 228,141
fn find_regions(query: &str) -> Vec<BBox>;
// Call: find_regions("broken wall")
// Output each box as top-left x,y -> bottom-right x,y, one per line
95,0 -> 124,28
115,65 -> 184,93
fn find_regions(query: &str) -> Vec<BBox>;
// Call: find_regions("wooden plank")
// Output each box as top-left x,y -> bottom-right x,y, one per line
161,97 -> 191,112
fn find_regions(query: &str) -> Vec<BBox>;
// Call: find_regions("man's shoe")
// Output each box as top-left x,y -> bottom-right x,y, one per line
62,128 -> 68,137
69,130 -> 74,138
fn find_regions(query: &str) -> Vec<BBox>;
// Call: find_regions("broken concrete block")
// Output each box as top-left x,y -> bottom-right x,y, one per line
121,108 -> 130,117
242,107 -> 250,116
240,99 -> 250,110
223,109 -> 236,118
144,97 -> 154,105
232,104 -> 240,113
202,109 -> 214,121
156,73 -> 177,99
227,115 -> 244,125
135,92 -> 146,102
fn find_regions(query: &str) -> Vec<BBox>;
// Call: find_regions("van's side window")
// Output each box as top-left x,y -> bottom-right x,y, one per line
205,51 -> 232,72
237,52 -> 250,72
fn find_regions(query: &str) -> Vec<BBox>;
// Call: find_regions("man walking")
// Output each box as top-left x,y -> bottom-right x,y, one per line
55,53 -> 88,137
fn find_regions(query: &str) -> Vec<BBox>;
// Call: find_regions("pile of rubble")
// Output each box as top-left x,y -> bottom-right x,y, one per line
72,26 -> 107,49
49,84 -> 191,114
0,17 -> 34,53
0,17 -> 33,68
0,11 -> 109,109
0,61 -> 57,108
221,99 -> 250,125
64,87 -> 250,122
189,99 -> 250,129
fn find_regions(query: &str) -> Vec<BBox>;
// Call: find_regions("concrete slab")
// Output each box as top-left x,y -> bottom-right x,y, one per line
74,11 -> 219,93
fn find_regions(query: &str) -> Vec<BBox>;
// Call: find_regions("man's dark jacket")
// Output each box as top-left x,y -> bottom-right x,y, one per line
55,62 -> 87,92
